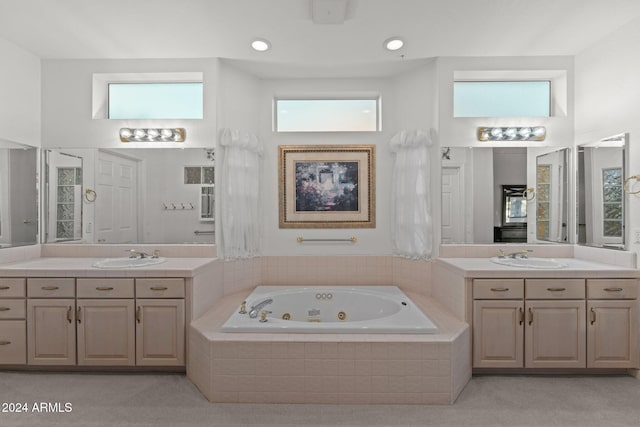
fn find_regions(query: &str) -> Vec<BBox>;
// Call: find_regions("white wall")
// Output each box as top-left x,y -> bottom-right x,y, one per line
575,16 -> 640,256
0,38 -> 41,147
436,56 -> 574,148
258,77 -> 399,256
41,58 -> 218,149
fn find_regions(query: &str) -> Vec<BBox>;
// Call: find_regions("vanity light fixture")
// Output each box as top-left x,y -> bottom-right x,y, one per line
119,128 -> 186,142
383,37 -> 404,51
478,126 -> 546,141
251,38 -> 271,52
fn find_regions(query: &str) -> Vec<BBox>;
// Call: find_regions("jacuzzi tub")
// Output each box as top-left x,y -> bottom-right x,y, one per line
221,286 -> 438,334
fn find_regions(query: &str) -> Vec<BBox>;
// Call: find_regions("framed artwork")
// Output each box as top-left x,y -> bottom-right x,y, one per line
278,145 -> 376,228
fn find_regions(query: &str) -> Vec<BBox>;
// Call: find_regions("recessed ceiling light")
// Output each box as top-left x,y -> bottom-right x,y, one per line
384,37 -> 404,51
251,38 -> 271,52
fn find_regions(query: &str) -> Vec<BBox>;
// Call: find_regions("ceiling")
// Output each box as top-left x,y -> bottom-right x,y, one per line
1,0 -> 639,74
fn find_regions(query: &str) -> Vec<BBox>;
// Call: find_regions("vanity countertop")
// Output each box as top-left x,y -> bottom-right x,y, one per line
435,257 -> 640,279
0,257 -> 217,278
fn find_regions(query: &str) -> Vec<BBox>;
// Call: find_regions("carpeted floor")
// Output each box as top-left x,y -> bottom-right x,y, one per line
0,372 -> 638,426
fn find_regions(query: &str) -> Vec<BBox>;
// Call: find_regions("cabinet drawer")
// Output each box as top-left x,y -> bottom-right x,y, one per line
0,300 -> 25,319
27,278 -> 75,298
587,279 -> 638,299
526,279 -> 585,299
473,279 -> 524,299
0,278 -> 26,298
136,279 -> 185,298
77,279 -> 134,298
0,320 -> 26,365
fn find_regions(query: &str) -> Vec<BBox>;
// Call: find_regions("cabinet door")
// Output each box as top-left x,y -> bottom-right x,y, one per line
525,300 -> 586,368
136,299 -> 185,366
473,300 -> 524,368
76,299 -> 135,366
587,300 -> 638,368
27,299 -> 76,365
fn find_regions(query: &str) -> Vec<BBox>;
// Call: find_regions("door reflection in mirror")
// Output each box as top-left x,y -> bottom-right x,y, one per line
0,145 -> 38,248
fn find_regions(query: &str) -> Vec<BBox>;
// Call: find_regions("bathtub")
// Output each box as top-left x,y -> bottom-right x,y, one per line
221,286 -> 438,334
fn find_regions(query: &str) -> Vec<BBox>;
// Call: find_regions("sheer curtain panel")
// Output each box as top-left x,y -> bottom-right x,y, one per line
219,128 -> 263,260
389,129 -> 434,259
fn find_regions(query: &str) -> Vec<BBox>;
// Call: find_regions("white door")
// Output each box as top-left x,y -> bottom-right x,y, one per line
95,151 -> 138,243
441,166 -> 464,243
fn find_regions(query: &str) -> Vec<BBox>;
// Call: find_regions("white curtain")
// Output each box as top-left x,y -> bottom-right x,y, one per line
219,128 -> 263,260
389,129 -> 434,259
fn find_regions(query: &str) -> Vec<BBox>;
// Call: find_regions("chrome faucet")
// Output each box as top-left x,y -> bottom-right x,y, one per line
127,249 -> 149,259
507,250 -> 532,259
248,298 -> 273,318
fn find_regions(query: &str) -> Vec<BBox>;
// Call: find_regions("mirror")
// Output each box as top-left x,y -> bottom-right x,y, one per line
441,147 -> 526,244
441,146 -> 570,244
44,148 -> 215,244
0,142 -> 38,248
577,134 -> 626,249
535,148 -> 569,243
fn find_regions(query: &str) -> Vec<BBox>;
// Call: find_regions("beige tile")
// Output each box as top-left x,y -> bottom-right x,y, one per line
353,359 -> 372,376
304,392 -> 339,404
209,391 -> 239,403
370,376 -> 389,393
338,376 -> 356,393
271,358 -> 305,376
337,342 -> 355,359
338,359 -> 355,376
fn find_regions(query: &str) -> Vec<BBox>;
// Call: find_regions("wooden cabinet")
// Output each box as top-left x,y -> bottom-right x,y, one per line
473,277 -> 639,370
21,276 -> 186,368
0,278 -> 26,365
135,279 -> 185,366
27,278 -> 76,365
27,299 -> 76,365
586,279 -> 638,368
525,299 -> 586,368
473,300 -> 524,368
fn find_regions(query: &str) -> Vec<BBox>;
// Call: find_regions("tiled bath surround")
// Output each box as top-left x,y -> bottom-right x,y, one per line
189,291 -> 470,404
188,256 -> 468,404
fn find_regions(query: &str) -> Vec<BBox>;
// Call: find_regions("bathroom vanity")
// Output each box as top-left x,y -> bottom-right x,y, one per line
433,257 -> 640,373
0,256 -> 215,369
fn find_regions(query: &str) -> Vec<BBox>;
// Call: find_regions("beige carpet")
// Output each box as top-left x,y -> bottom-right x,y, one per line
0,372 -> 638,426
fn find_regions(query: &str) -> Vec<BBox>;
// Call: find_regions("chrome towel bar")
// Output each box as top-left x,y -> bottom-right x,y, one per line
296,236 -> 357,243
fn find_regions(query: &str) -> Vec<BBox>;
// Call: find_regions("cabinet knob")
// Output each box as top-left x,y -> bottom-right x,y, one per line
96,287 -> 114,291
42,286 -> 60,291
0,307 -> 10,312
0,340 -> 11,346
519,307 -> 524,325
490,287 -> 509,292
67,306 -> 73,324
546,287 -> 566,292
590,307 -> 596,325
0,286 -> 10,290
603,287 -> 623,292
76,307 -> 82,324
150,287 -> 168,291
528,308 -> 533,325
136,306 -> 142,323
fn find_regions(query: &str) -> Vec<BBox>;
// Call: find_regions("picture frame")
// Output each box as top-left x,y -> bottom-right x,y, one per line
278,145 -> 376,228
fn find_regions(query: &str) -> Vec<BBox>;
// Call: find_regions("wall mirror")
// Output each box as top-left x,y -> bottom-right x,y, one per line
0,142 -> 38,248
577,133 -> 627,249
441,146 -> 570,245
43,148 -> 215,244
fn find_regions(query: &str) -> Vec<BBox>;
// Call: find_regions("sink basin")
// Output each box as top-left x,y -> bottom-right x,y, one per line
92,257 -> 167,269
490,257 -> 567,269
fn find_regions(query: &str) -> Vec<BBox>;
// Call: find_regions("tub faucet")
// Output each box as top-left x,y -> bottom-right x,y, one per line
249,298 -> 273,318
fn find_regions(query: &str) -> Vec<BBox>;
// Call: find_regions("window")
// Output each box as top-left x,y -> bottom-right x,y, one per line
56,167 -> 82,240
275,98 -> 379,132
453,81 -> 551,117
108,82 -> 203,119
602,168 -> 623,237
184,166 -> 214,185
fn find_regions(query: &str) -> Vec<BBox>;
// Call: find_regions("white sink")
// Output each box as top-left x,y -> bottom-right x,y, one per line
92,257 -> 167,269
490,256 -> 567,269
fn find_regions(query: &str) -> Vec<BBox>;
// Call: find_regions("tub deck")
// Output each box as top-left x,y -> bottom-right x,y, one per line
188,289 -> 471,405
